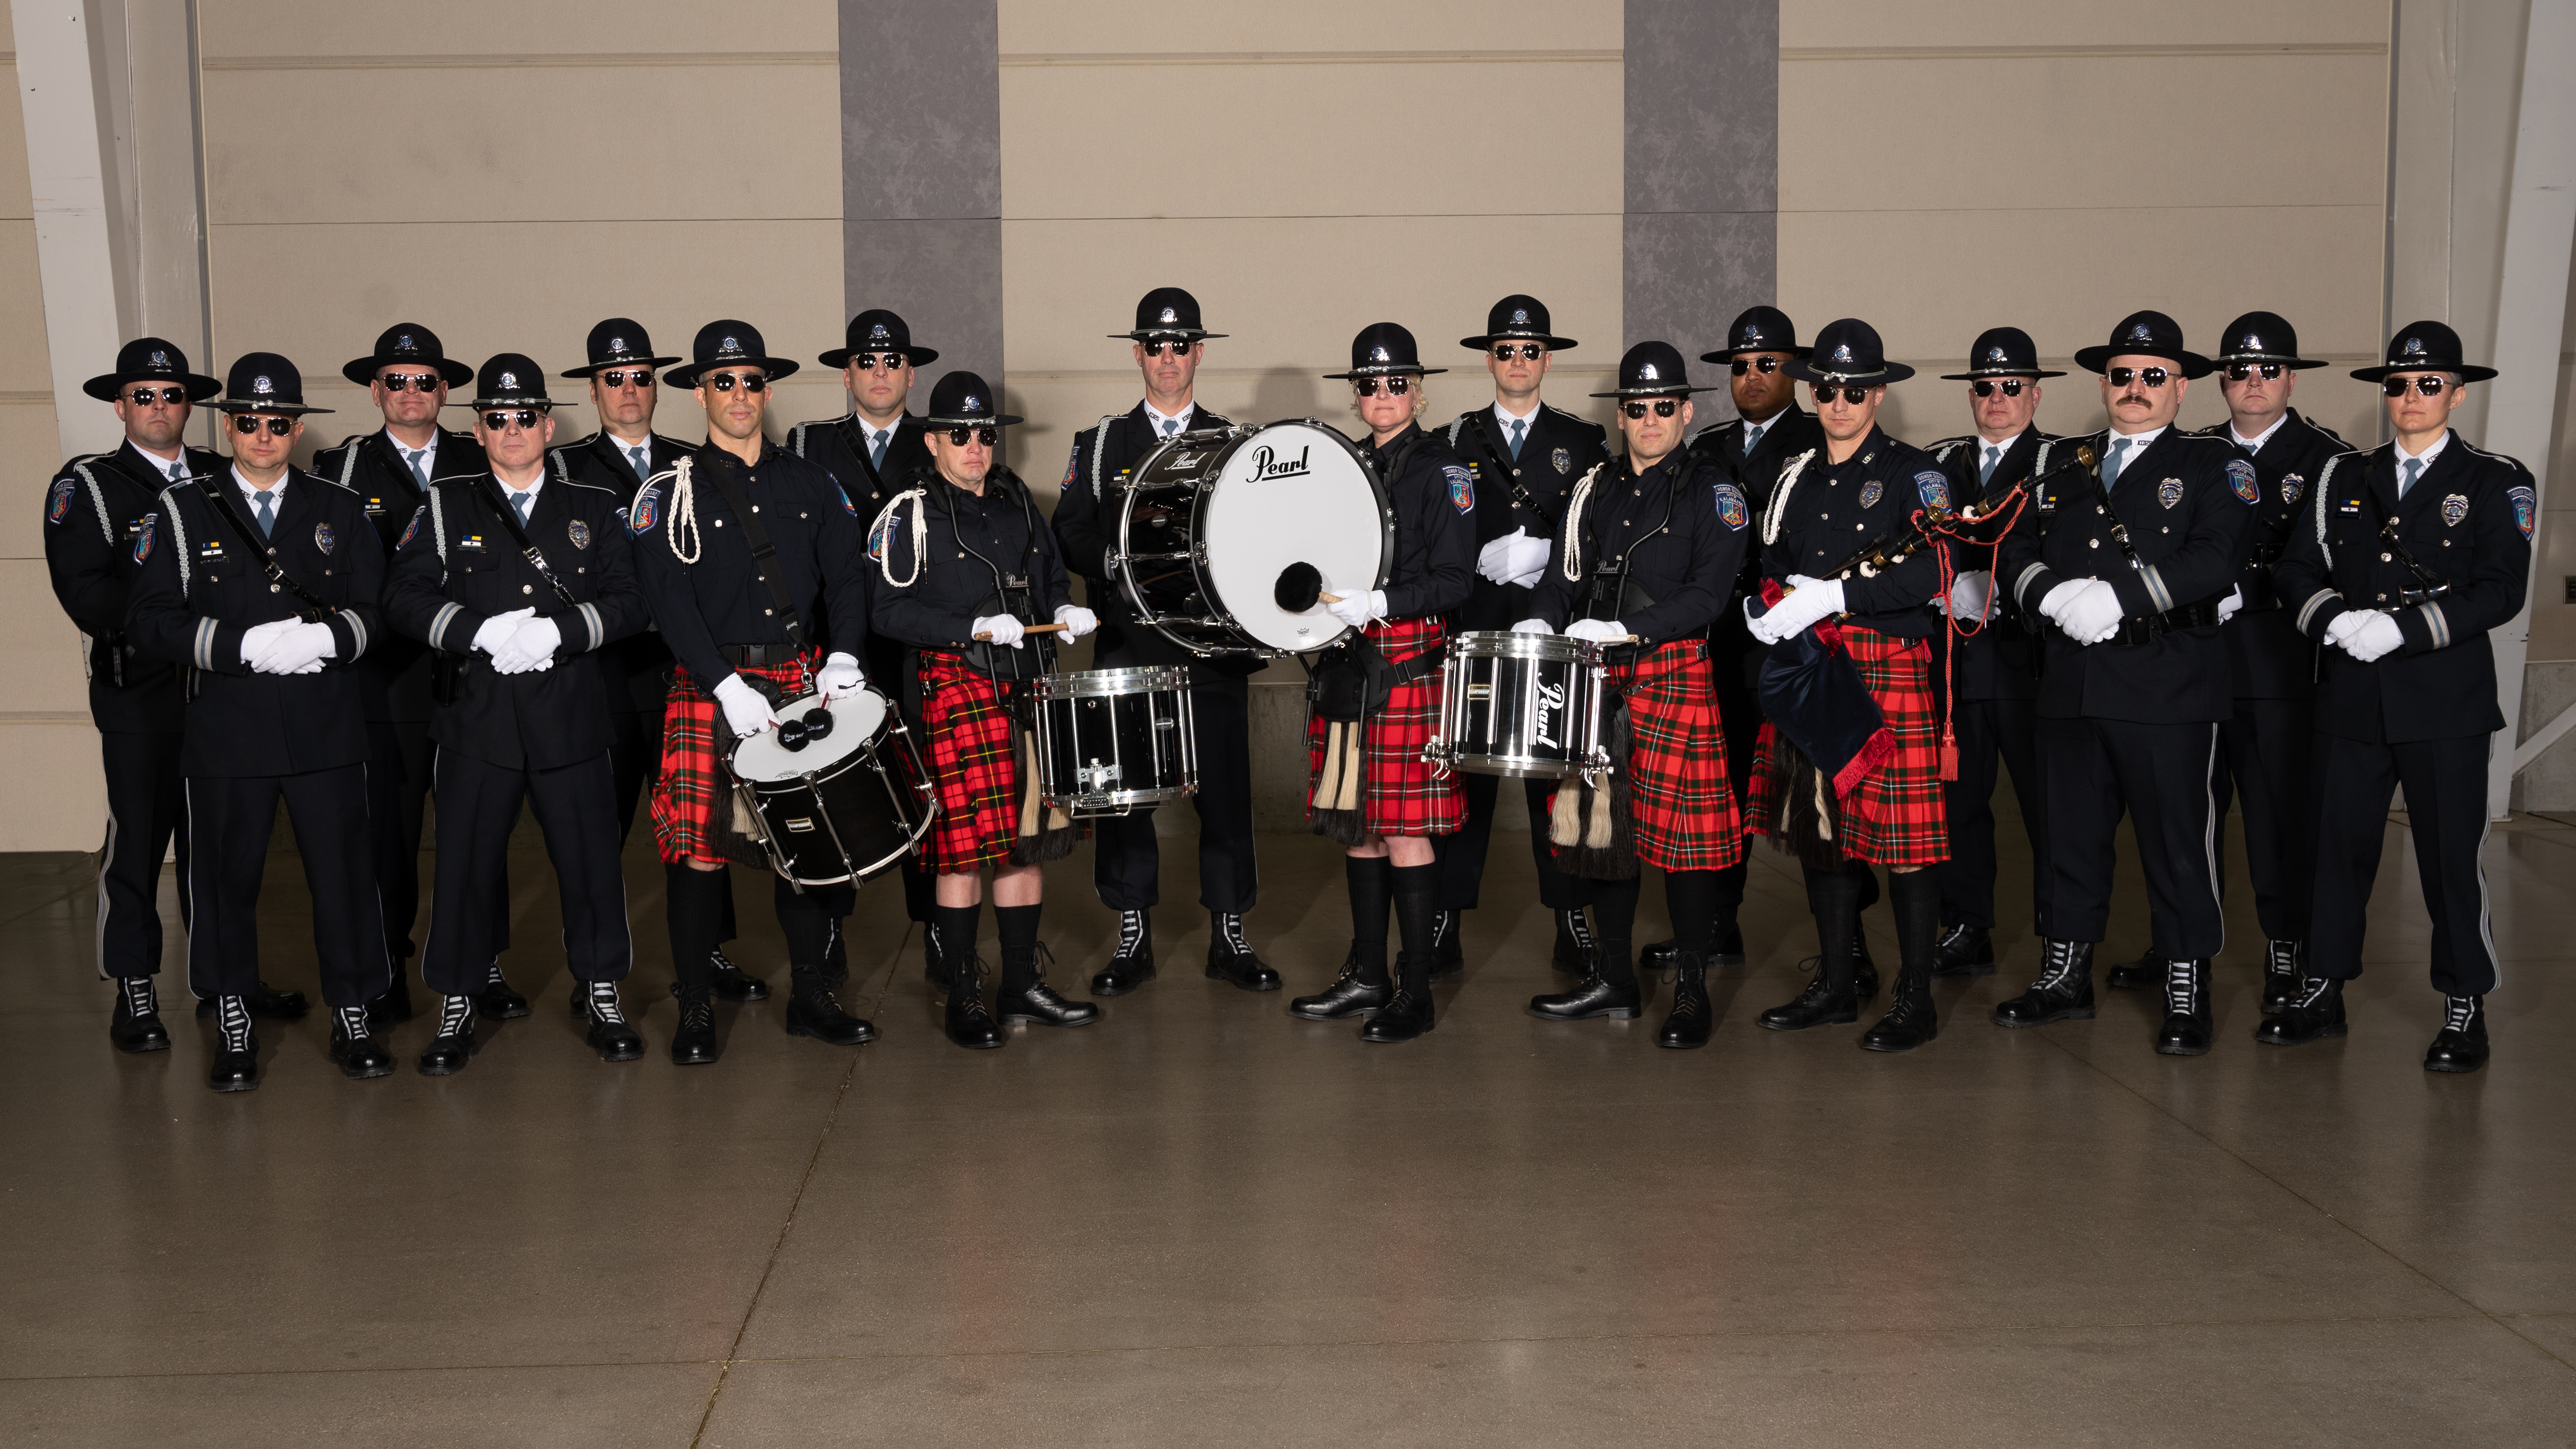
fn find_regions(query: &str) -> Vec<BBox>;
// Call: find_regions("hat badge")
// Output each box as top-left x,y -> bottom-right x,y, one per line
1986,345 -> 2006,363
1743,326 -> 1765,343
963,394 -> 982,412
2242,333 -> 2265,353
1370,346 -> 1391,363
721,336 -> 741,354
2403,335 -> 2426,355
2129,322 -> 2152,342
149,351 -> 170,369
1511,308 -> 1529,325
1638,362 -> 1661,381
397,335 -> 418,352
499,371 -> 519,391
1832,344 -> 1853,364
1159,307 -> 1179,324
252,375 -> 274,395
868,325 -> 889,341
608,335 -> 627,353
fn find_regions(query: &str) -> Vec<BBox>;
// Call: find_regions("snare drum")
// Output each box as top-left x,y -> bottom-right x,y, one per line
1107,419 -> 1391,657
1033,666 -> 1197,816
729,689 -> 936,887
1426,631 -> 1608,779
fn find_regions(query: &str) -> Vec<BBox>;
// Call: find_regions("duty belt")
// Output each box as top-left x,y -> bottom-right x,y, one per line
719,642 -> 802,667
2236,567 -> 2281,613
2106,600 -> 2221,647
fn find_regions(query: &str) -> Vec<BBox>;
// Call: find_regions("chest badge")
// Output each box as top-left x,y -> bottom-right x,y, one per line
567,518 -> 592,550
1551,446 -> 1571,476
2441,493 -> 2469,527
313,522 -> 335,555
2157,477 -> 2185,509
2281,474 -> 2306,506
1857,478 -> 1883,508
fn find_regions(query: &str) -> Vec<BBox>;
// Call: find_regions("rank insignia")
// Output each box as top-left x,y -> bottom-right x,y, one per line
397,505 -> 424,548
459,533 -> 486,552
46,478 -> 72,526
131,512 -> 155,564
2158,476 -> 2185,509
2281,474 -> 2306,506
1552,446 -> 1571,476
1712,481 -> 1747,530
2227,458 -> 2258,503
1914,470 -> 1951,512
629,484 -> 660,536
1444,464 -> 1475,514
2509,486 -> 2536,539
1858,478 -> 1884,508
567,519 -> 592,550
313,522 -> 335,555
365,495 -> 387,517
2441,493 -> 2470,527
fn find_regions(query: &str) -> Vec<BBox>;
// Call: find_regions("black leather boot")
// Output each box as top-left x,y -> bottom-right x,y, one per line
207,981 -> 310,1020
1638,939 -> 1675,973
206,995 -> 258,1092
1709,917 -> 1748,968
921,919 -> 951,990
1089,910 -> 1155,996
2254,976 -> 2346,1047
109,977 -> 171,1053
999,944 -> 1100,1028
1289,949 -> 1389,1020
669,982 -> 721,1065
1429,910 -> 1464,981
1657,953 -> 1712,1049
943,953 -> 1006,1050
2424,994 -> 2489,1073
785,970 -> 876,1045
1861,969 -> 1939,1052
1359,957 -> 1434,1043
1205,912 -> 1280,991
417,995 -> 480,1076
1527,969 -> 1643,1021
581,981 -> 645,1062
1853,937 -> 1880,1002
1991,939 -> 2095,1027
2152,957 -> 2213,1056
708,947 -> 770,1003
1552,910 -> 1595,973
2106,949 -> 2162,991
1757,959 -> 1859,1031
1929,923 -> 1995,978
365,970 -> 416,1031
475,961 -> 530,1020
327,1006 -> 396,1079
1765,868 -> 1863,1031
2260,940 -> 2300,1015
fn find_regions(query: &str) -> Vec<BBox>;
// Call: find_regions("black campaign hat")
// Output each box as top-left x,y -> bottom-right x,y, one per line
2074,310 -> 2213,379
342,323 -> 473,388
454,353 -> 557,411
1461,294 -> 1576,351
1940,326 -> 2065,380
1588,341 -> 1711,398
1698,305 -> 1811,363
1114,287 -> 1225,341
667,320 -> 802,389
921,371 -> 1022,428
1324,322 -> 1446,379
2212,311 -> 2326,371
561,319 -> 679,379
821,308 -> 937,368
2352,319 -> 2495,384
1787,319 -> 1914,387
213,353 -> 332,415
83,337 -> 221,404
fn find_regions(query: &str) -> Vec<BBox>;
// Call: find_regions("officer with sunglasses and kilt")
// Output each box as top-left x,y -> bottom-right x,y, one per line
1919,328 -> 2062,978
1743,319 -> 1951,1052
1047,289 -> 1273,999
125,355 -> 394,1090
1991,310 -> 2254,1057
383,356 -> 653,1073
1512,341 -> 1743,1048
2267,321 -> 2532,1073
629,322 -> 878,1065
870,372 -> 1103,1049
1289,324 -> 1474,1043
2102,313 -> 2346,1014
1431,295 -> 1610,978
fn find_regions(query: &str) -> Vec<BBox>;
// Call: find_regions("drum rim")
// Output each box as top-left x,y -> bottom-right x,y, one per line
1449,630 -> 1602,663
1438,752 -> 1584,780
726,687 -> 890,783
1044,781 -> 1201,812
1034,664 -> 1195,699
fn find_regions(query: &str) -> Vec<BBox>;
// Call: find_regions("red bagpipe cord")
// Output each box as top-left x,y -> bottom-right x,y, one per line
1759,576 -> 1894,797
1918,487 -> 2034,781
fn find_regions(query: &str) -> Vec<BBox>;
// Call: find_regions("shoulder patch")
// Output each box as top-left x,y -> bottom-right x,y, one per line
838,485 -> 858,517
1444,463 -> 1475,513
2227,457 -> 2259,504
1060,449 -> 1078,491
1712,480 -> 1747,530
867,505 -> 902,564
2508,486 -> 2537,540
629,482 -> 661,536
1914,469 -> 1951,512
132,511 -> 156,565
397,504 -> 425,548
47,476 -> 73,525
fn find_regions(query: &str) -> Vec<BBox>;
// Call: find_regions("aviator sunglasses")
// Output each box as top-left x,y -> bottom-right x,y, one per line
596,369 -> 655,389
1491,343 -> 1545,361
1730,356 -> 1783,377
126,386 -> 189,407
1139,340 -> 1197,359
2105,366 -> 2172,389
850,353 -> 908,373
942,425 -> 999,446
1352,376 -> 1414,397
703,372 -> 767,393
1812,384 -> 1875,404
2383,375 -> 2452,397
481,408 -> 548,430
1620,398 -> 1681,419
2224,362 -> 2285,382
378,373 -> 444,393
230,414 -> 295,437
1970,379 -> 2028,398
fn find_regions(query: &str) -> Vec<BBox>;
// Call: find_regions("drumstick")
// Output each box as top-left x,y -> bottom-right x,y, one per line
972,623 -> 1070,642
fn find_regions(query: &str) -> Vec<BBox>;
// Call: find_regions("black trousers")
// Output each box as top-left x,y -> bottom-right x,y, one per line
2036,716 -> 2224,959
1435,772 -> 1590,912
424,750 -> 630,996
1088,671 -> 1258,914
365,718 -> 434,962
2216,696 -> 2314,943
95,730 -> 190,980
184,764 -> 389,1008
1939,696 -> 2048,933
2307,732 -> 2497,996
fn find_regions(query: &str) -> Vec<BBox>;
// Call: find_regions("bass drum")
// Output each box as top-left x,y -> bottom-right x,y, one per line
1109,419 -> 1391,657
728,689 -> 936,888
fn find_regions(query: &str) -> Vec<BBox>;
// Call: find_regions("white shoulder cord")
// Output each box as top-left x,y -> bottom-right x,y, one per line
868,486 -> 930,587
428,485 -> 451,573
668,457 -> 700,565
1761,449 -> 1817,546
2312,453 -> 2344,570
73,462 -> 115,544
1087,415 -> 1123,500
1558,461 -> 1608,582
338,443 -> 361,490
160,486 -> 195,598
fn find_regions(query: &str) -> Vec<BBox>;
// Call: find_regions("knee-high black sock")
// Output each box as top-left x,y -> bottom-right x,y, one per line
1850,857 -> 1881,914
935,902 -> 981,977
1391,862 -> 1439,995
995,903 -> 1043,992
1890,868 -> 1941,981
776,877 -> 833,976
1346,855 -> 1393,987
1588,875 -> 1642,986
665,864 -> 728,990
1804,863 -> 1862,994
1665,870 -> 1720,957
1709,859 -> 1748,944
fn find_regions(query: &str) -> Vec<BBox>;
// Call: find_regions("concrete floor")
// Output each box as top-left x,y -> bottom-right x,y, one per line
4,799 -> 2574,1447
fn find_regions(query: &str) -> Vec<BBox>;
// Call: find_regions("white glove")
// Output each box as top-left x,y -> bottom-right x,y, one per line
2216,585 -> 2244,623
490,615 -> 561,675
2057,579 -> 2126,644
1507,532 -> 1551,585
1476,528 -> 1528,585
255,621 -> 336,675
1947,570 -> 1994,621
815,651 -> 867,699
1749,577 -> 1845,644
2323,610 -> 2370,647
1563,618 -> 1627,644
972,614 -> 1026,649
1325,589 -> 1385,631
237,618 -> 295,668
2341,612 -> 2405,663
470,607 -> 536,657
1510,618 -> 1552,635
1052,603 -> 1098,640
712,674 -> 782,737
2037,579 -> 2089,626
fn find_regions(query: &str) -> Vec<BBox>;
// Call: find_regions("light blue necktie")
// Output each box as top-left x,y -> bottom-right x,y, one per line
869,430 -> 888,471
2102,437 -> 2134,489
511,490 -> 532,525
1161,418 -> 1178,436
1979,444 -> 2000,486
252,490 -> 275,538
404,447 -> 429,489
2399,458 -> 2422,498
1742,421 -> 1766,459
1507,417 -> 1526,459
626,445 -> 648,479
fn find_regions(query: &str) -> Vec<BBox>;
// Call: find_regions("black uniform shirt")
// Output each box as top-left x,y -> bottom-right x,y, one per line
1444,401 -> 1611,632
1759,425 -> 1948,640
1358,421 -> 1476,623
310,426 -> 488,723
123,469 -> 384,777
1048,401 -> 1245,671
1690,405 -> 1828,657
549,428 -> 695,712
626,439 -> 872,691
1925,426 -> 2055,702
791,410 -> 935,524
2274,432 -> 2533,745
1530,449 -> 1745,646
2196,408 -> 2346,701
44,439 -> 224,733
871,470 -> 1074,650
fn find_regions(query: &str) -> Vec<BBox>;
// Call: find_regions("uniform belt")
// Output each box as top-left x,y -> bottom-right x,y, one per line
2106,600 -> 2221,647
2236,569 -> 2281,613
719,643 -> 801,667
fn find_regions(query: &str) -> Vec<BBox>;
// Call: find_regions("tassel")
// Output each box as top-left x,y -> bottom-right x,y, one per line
1312,721 -> 1343,810
1585,778 -> 1613,850
1938,723 -> 1960,782
1550,780 -> 1583,847
1008,730 -> 1079,864
1332,725 -> 1362,813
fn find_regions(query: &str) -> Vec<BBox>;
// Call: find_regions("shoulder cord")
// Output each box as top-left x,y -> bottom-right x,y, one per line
161,486 -> 195,598
789,421 -> 809,459
868,486 -> 930,587
2310,454 -> 2346,573
429,485 -> 451,574
1760,449 -> 1817,547
548,449 -> 572,484
1558,461 -> 1609,582
668,456 -> 701,565
1088,414 -> 1123,500
337,443 -> 361,490
73,462 -> 116,544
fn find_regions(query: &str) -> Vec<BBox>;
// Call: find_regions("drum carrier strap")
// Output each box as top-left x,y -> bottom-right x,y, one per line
196,477 -> 340,623
1454,410 -> 1562,532
694,451 -> 809,659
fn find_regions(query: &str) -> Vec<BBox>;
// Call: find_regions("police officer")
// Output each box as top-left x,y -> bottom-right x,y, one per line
2103,312 -> 2344,1012
2267,321 -> 2531,1073
1743,319 -> 1952,1052
1514,341 -> 1745,1048
1991,311 -> 2254,1056
1287,323 -> 1475,1043
312,325 -> 497,1026
1432,295 -> 1609,977
1921,327 -> 2063,977
123,355 -> 393,1090
548,320 -> 763,1008
1048,288 -> 1273,998
870,372 -> 1103,1048
45,339 -> 308,1051
384,355 -> 654,1073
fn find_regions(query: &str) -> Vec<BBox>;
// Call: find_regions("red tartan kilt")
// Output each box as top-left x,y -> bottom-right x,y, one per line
1591,642 -> 1742,872
1747,626 -> 1949,867
915,654 -> 1028,874
651,654 -> 819,866
1304,615 -> 1463,837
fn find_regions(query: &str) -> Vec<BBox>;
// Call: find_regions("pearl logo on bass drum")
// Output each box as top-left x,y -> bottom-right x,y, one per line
1248,443 -> 1311,481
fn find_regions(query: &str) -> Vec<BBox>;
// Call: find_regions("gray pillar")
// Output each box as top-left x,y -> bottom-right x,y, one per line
839,0 -> 1002,390
1623,0 -> 1775,414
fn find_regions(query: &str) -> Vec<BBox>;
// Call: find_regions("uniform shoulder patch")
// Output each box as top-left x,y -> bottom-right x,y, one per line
2507,485 -> 2536,540
1914,469 -> 1951,512
132,511 -> 156,565
630,482 -> 661,536
867,506 -> 903,564
49,476 -> 78,527
1712,480 -> 1747,530
1443,463 -> 1475,513
397,504 -> 425,548
1060,449 -> 1078,491
838,485 -> 858,517
2226,457 -> 2259,504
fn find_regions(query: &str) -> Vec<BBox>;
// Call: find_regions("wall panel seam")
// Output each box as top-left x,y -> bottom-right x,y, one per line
1780,42 -> 2387,62
200,52 -> 835,71
998,49 -> 1618,67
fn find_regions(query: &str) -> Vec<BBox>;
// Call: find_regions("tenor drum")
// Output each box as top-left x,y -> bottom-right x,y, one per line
1426,631 -> 1608,779
1033,666 -> 1197,816
1107,419 -> 1391,657
729,689 -> 936,888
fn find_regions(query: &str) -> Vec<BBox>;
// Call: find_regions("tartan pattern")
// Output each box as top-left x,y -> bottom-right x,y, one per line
651,654 -> 819,866
915,653 -> 1025,874
1607,641 -> 1742,872
1305,615 -> 1463,837
1747,625 -> 1949,867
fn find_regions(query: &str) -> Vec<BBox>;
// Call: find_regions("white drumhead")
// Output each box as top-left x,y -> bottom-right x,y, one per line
731,689 -> 887,783
1199,422 -> 1388,654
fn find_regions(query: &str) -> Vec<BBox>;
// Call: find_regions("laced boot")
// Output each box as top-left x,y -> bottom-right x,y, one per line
2106,949 -> 2162,991
668,982 -> 721,1065
1527,936 -> 1642,1021
1205,912 -> 1280,991
1852,936 -> 1880,1002
1929,923 -> 1995,978
2260,940 -> 2301,1015
1757,957 -> 1859,1032
206,995 -> 259,1092
328,1004 -> 396,1079
1088,910 -> 1154,996
109,976 -> 171,1053
2154,957 -> 2214,1056
365,969 -> 416,1031
1553,910 -> 1596,973
1656,953 -> 1712,1050
2254,975 -> 2346,1046
1359,954 -> 1435,1043
999,944 -> 1100,1028
2423,994 -> 2489,1074
944,953 -> 1006,1050
475,960 -> 530,1020
708,946 -> 770,1003
785,968 -> 875,1045
1861,968 -> 1939,1052
1429,910 -> 1464,981
1991,939 -> 2096,1027
1289,947 -> 1389,1021
418,995 -> 481,1076
582,980 -> 645,1061
920,920 -> 950,990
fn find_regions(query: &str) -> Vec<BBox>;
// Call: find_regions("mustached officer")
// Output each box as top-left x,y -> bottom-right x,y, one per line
2268,322 -> 2532,1073
1049,288 -> 1274,999
1921,327 -> 2063,978
1991,311 -> 2254,1057
383,355 -> 654,1074
549,319 -> 762,1010
124,355 -> 393,1090
1432,295 -> 1610,978
47,339 -> 308,1052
